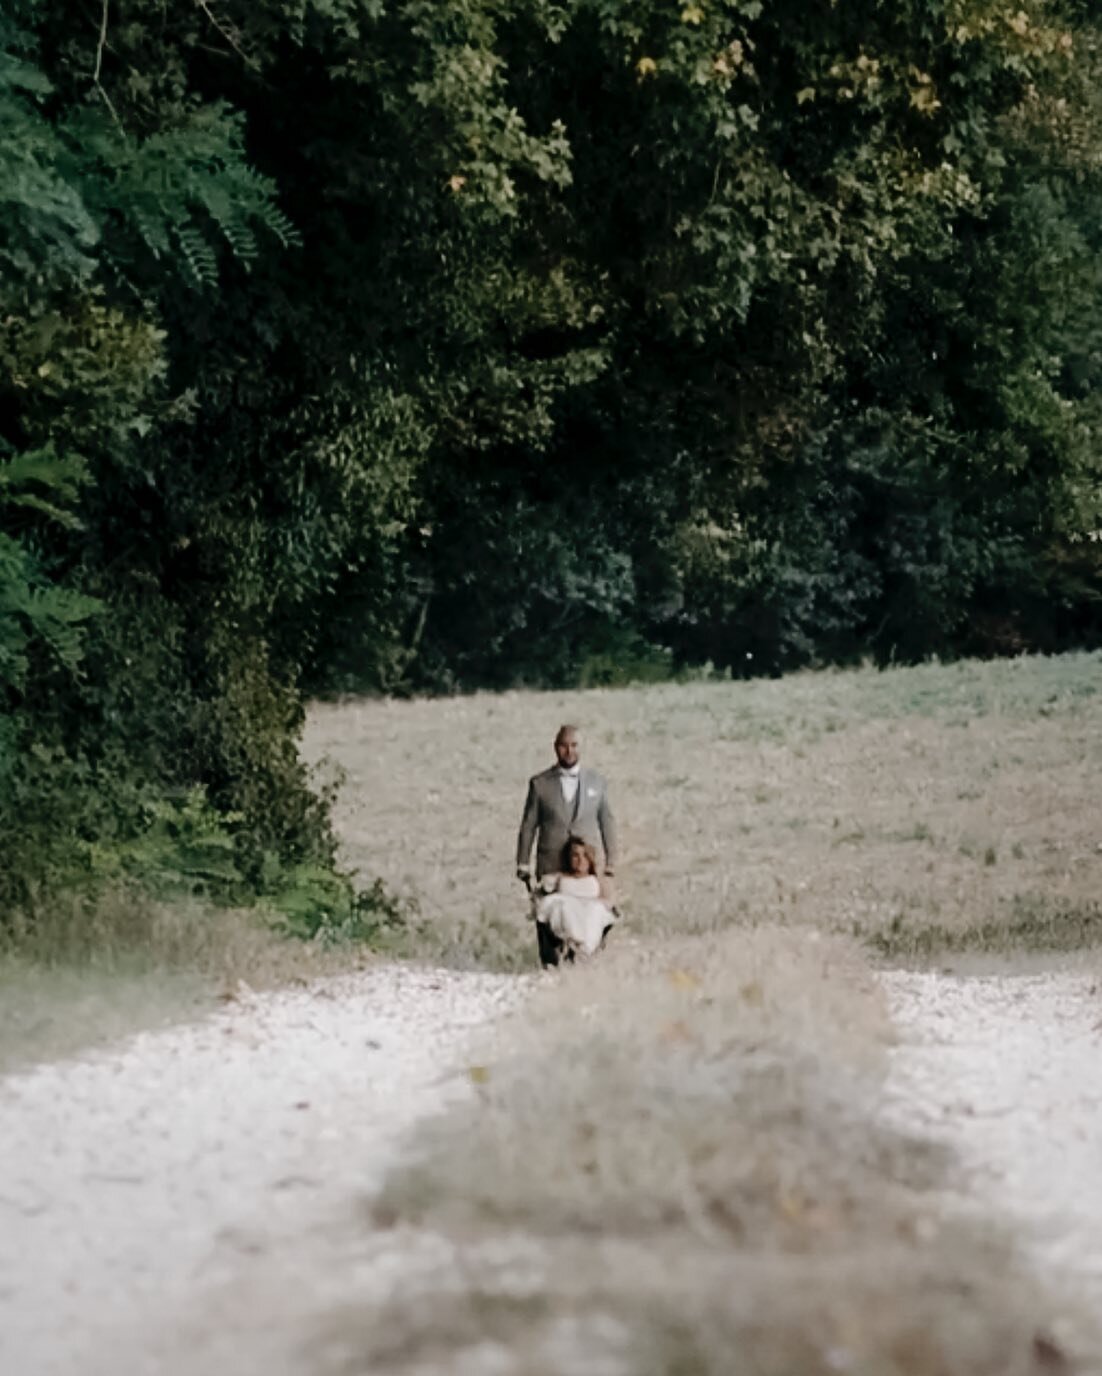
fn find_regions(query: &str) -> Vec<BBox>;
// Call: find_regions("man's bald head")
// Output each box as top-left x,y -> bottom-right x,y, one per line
554,724 -> 580,769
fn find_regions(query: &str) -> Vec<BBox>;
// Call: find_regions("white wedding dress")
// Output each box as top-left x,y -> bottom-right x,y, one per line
536,874 -> 613,957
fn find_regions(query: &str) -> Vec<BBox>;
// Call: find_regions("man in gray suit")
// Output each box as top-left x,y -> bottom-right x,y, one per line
516,724 -> 619,965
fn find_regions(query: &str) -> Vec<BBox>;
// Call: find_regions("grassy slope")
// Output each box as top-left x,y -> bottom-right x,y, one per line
303,651 -> 1102,967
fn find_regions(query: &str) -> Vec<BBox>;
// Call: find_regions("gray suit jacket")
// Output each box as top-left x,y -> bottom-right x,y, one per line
516,766 -> 619,879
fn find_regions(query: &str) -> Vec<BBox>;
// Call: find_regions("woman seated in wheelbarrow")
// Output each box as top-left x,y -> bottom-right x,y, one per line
532,836 -> 618,964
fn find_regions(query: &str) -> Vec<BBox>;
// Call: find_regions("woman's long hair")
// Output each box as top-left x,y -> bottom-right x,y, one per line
562,835 -> 598,876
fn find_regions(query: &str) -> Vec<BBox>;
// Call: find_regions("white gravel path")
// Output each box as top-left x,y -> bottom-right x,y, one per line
0,965 -> 525,1376
6,959 -> 1102,1375
882,968 -> 1102,1324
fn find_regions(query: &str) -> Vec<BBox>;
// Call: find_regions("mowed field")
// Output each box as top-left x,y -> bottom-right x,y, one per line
302,651 -> 1102,967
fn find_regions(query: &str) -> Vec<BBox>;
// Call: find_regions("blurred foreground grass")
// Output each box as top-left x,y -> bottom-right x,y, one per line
0,894 -> 346,1074
0,959 -> 206,1075
303,651 -> 1102,968
313,929 -> 1094,1376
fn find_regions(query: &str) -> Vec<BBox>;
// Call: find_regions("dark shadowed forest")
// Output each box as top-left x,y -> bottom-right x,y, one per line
3,0 -> 1101,921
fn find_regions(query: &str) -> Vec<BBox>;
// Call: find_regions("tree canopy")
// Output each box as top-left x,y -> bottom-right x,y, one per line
3,0 -> 1101,917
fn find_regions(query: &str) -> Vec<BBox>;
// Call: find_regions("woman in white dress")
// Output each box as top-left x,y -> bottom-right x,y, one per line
536,836 -> 616,960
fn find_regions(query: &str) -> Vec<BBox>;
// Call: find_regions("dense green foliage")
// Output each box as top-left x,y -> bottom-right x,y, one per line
3,0 -> 1101,918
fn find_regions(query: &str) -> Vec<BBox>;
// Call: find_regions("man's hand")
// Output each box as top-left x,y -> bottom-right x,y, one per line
516,866 -> 531,886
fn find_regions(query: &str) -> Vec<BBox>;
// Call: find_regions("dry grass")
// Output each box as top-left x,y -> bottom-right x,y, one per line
302,651 -> 1102,967
0,890 -> 349,1073
0,960 -> 208,1076
314,929 -> 1094,1376
377,930 -> 904,1238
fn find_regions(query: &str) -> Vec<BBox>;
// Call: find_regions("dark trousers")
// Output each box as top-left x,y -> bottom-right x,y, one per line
536,920 -> 566,968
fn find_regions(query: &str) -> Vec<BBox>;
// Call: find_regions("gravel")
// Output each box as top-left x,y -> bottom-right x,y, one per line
0,964 -> 525,1376
6,960 -> 1102,1374
882,967 -> 1102,1338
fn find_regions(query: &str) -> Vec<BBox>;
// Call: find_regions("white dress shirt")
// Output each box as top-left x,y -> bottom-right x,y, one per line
558,764 -> 580,809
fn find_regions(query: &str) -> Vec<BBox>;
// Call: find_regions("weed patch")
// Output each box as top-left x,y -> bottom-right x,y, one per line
870,897 -> 1102,959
